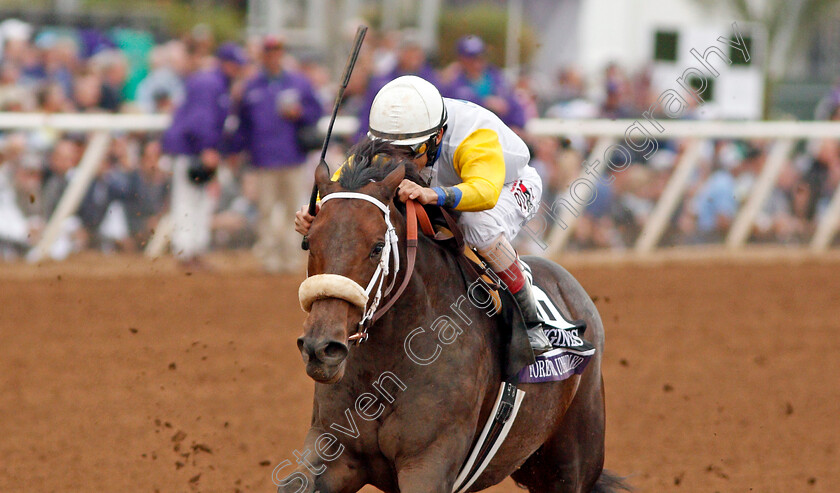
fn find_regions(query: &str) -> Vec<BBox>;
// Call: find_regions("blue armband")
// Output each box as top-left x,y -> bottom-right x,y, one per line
432,186 -> 462,208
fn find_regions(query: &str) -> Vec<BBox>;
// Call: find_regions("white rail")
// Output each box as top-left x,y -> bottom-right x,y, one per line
2,113 -> 838,258
527,118 -> 840,139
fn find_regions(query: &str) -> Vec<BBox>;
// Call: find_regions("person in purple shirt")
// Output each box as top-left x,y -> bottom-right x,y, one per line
355,31 -> 440,142
162,41 -> 247,268
230,35 -> 323,273
441,35 -> 526,129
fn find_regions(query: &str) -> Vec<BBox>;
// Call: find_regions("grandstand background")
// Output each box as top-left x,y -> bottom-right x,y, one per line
3,0 -> 840,261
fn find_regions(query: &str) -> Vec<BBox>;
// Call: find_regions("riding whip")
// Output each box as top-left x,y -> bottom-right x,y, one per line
301,25 -> 368,250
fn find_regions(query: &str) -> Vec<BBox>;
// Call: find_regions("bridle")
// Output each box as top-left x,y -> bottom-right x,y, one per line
298,194 -> 432,344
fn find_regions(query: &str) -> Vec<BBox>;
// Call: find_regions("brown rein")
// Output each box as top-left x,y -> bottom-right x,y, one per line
346,200 -> 495,344
348,200 -> 424,343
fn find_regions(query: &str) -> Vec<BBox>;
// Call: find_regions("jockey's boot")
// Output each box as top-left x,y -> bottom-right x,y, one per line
510,278 -> 554,355
477,235 -> 553,355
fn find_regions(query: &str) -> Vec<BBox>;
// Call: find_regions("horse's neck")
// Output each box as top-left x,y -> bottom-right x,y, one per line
318,236 -> 493,421
325,214 -> 471,397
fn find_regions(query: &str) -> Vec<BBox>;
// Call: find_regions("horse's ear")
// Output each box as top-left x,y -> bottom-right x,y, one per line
314,162 -> 332,194
380,164 -> 405,197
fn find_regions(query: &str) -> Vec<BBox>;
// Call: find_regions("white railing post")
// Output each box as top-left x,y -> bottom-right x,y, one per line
144,213 -> 174,258
726,139 -> 795,249
811,183 -> 840,251
27,132 -> 112,263
634,139 -> 703,254
544,137 -> 615,256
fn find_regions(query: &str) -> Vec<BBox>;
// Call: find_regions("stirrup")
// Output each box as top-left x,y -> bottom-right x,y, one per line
526,323 -> 553,355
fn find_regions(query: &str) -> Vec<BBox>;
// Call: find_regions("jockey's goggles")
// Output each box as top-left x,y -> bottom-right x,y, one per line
395,138 -> 430,157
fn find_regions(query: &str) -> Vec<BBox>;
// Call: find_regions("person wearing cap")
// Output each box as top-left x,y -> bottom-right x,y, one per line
295,75 -> 554,354
355,30 -> 440,142
442,35 -> 525,129
162,41 -> 247,268
228,35 -> 322,273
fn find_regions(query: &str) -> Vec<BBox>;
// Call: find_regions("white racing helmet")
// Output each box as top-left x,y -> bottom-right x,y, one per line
368,75 -> 448,147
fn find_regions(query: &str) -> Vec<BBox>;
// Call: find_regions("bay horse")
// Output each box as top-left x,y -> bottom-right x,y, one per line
279,141 -> 626,492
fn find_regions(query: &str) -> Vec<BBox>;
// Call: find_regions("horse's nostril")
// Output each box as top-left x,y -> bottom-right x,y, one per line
322,341 -> 349,361
296,336 -> 306,353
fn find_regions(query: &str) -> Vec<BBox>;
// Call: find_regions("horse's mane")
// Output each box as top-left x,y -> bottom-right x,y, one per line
338,138 -> 426,190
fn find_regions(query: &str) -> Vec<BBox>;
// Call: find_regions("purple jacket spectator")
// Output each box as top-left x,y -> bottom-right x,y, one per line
442,64 -> 525,129
355,65 -> 440,143
231,70 -> 322,167
162,68 -> 232,156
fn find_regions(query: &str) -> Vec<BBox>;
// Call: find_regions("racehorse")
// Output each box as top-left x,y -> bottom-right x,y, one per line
281,140 -> 627,492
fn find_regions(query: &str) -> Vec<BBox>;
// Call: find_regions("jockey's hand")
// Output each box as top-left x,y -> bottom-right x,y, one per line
397,179 -> 438,205
295,204 -> 319,236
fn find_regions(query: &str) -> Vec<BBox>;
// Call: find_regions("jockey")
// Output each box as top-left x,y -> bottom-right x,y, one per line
295,75 -> 552,354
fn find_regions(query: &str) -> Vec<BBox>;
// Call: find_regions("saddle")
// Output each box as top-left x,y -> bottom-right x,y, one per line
409,203 -> 595,380
409,204 -> 597,493
410,203 -> 534,379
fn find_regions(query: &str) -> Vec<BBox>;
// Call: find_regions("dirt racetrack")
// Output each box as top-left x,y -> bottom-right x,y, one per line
1,251 -> 839,493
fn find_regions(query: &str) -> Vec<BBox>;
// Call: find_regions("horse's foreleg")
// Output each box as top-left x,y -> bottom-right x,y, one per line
393,440 -> 465,493
275,459 -> 365,493
396,462 -> 455,493
275,430 -> 367,493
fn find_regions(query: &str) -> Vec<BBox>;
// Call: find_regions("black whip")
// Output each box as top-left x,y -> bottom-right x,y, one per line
302,25 -> 368,250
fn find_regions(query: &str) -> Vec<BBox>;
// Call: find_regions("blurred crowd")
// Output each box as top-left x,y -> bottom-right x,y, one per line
1,18 -> 839,265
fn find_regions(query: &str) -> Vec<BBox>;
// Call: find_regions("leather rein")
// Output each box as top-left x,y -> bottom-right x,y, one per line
302,195 -> 490,345
347,199 -> 434,343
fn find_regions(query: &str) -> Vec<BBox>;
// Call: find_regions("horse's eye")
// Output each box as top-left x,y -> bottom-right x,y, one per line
370,242 -> 385,258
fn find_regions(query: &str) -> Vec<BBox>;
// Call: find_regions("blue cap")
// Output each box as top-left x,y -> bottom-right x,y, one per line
216,42 -> 247,65
457,35 -> 485,57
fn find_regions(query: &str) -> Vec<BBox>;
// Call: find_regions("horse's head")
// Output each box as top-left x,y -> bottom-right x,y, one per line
297,141 -> 414,384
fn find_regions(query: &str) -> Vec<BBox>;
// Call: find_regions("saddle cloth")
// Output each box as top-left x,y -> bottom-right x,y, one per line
462,243 -> 596,375
419,209 -> 595,381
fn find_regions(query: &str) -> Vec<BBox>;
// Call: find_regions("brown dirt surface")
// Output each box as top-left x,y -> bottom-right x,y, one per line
1,252 -> 838,492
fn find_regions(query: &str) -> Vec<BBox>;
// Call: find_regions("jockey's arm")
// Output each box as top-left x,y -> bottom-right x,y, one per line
433,128 -> 506,212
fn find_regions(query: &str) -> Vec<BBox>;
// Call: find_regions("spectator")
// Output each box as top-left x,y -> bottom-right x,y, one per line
123,139 -> 169,245
188,24 -> 216,71
514,73 -> 540,122
212,171 -> 258,249
92,50 -> 128,112
162,42 -> 248,268
599,81 -> 635,120
0,61 -> 36,111
0,136 -> 30,255
39,138 -> 85,259
38,82 -> 73,113
682,156 -> 738,243
612,166 -> 656,246
805,103 -> 840,220
78,135 -> 148,252
73,71 -> 104,112
441,35 -> 525,129
754,165 -> 809,243
135,43 -> 186,113
544,67 -> 598,120
572,178 -> 620,250
231,35 -> 323,273
41,139 -> 77,217
0,18 -> 33,64
13,154 -> 44,248
39,34 -> 77,97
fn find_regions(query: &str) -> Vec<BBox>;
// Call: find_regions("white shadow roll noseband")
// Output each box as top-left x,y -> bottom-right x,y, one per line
298,192 -> 400,330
